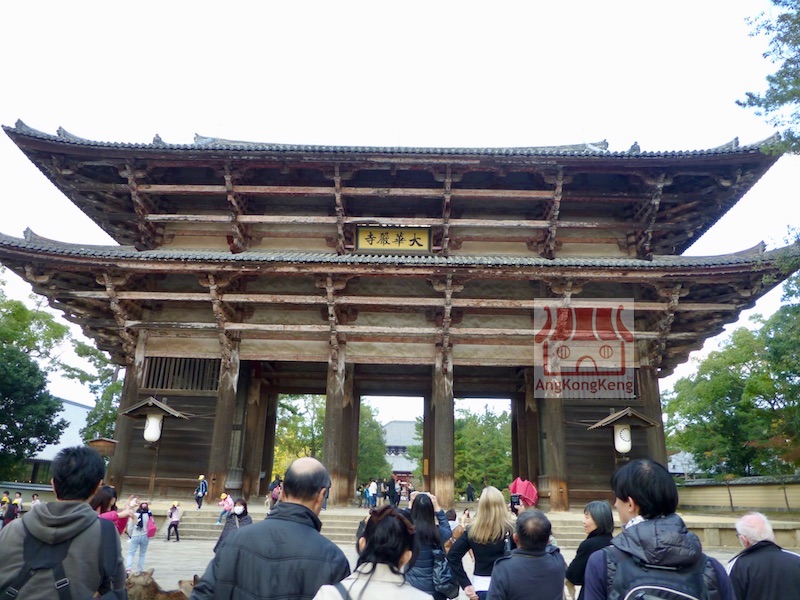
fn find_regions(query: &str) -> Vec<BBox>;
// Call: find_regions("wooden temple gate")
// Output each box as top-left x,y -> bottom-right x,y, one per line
1,121 -> 797,508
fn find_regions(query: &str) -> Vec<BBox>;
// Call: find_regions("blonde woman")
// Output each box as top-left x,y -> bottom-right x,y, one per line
447,486 -> 515,600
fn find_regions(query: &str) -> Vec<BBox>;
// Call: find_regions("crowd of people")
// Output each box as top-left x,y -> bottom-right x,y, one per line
0,449 -> 797,600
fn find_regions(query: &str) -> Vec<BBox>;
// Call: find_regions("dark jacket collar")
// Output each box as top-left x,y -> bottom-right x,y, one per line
267,501 -> 322,532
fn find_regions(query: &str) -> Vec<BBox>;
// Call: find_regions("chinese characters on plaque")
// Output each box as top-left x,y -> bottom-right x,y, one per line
356,227 -> 431,253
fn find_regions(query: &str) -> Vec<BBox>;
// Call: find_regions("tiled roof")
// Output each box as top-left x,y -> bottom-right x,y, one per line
384,421 -> 419,447
0,230 -> 794,270
4,120 -> 780,158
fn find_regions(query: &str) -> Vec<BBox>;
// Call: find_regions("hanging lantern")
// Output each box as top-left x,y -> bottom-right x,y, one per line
614,424 -> 632,454
143,413 -> 164,442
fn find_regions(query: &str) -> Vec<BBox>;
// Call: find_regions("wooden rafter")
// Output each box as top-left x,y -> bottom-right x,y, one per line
333,166 -> 346,254
224,166 -> 249,254
99,272 -> 138,361
440,167 -> 453,256
120,162 -> 159,250
539,168 -> 565,259
634,173 -> 668,260
201,273 -> 235,367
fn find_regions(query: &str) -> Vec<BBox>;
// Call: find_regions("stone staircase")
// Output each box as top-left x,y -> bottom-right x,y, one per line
166,505 -> 590,548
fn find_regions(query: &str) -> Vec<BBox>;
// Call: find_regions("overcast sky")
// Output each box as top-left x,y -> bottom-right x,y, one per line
1,1 -> 797,423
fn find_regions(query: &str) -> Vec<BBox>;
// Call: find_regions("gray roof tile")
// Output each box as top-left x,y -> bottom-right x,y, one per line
4,121 -> 780,159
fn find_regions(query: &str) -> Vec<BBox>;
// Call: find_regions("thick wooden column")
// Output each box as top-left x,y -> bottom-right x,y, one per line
422,393 -> 434,492
208,344 -> 240,499
242,372 -> 268,501
323,347 -> 354,506
431,348 -> 455,508
511,394 -> 525,479
347,390 -> 362,503
106,331 -> 147,492
637,365 -> 668,466
540,393 -> 568,510
523,369 -> 541,484
258,390 -> 280,497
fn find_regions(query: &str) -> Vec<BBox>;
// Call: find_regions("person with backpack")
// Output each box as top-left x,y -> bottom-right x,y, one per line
582,459 -> 733,600
195,474 -> 209,509
268,474 -> 282,509
0,446 -> 126,598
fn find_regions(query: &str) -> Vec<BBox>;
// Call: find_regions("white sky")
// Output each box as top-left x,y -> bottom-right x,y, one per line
1,1 -> 798,424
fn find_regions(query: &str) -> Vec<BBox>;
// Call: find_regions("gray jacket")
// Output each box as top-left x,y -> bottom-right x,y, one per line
0,501 -> 126,598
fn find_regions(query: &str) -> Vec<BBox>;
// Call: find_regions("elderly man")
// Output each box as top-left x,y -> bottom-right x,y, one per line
192,457 -> 350,600
726,512 -> 800,600
487,509 -> 566,600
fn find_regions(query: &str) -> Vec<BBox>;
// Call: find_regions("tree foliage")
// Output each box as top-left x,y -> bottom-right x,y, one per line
274,394 -> 326,473
409,404 -> 512,494
60,342 -> 123,441
666,277 -> 800,475
740,1 -> 800,152
357,402 -> 391,482
0,281 -> 70,368
272,395 -> 390,484
0,344 -> 67,479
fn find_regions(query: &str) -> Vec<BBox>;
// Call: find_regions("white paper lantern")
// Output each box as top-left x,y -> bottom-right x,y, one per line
143,413 -> 164,442
614,424 -> 632,454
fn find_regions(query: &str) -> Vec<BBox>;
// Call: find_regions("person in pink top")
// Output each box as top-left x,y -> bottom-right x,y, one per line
216,493 -> 233,525
90,485 -> 137,534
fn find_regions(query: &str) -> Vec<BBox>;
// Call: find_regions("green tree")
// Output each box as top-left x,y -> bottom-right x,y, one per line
274,394 -> 326,471
0,344 -> 67,479
454,406 -> 512,494
665,326 -> 793,476
60,342 -> 123,441
408,404 -> 512,494
0,285 -> 70,369
357,402 -> 391,482
739,1 -> 800,152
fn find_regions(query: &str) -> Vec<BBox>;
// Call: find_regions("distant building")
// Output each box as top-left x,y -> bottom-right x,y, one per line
383,420 -> 419,488
17,399 -> 91,485
668,450 -> 699,478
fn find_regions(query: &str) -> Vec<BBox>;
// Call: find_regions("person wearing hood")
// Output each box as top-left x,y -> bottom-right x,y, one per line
213,498 -> 253,552
0,446 -> 126,598
582,459 -> 733,600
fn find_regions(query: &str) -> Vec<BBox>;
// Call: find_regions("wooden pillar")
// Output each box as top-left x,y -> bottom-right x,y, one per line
511,394 -> 525,479
637,365 -> 668,466
323,347 -> 354,506
242,372 -> 268,501
540,392 -> 568,511
431,348 -> 455,508
348,390 -> 362,502
524,368 -> 541,484
106,330 -> 147,492
422,393 -> 434,492
208,344 -> 240,499
258,390 -> 280,497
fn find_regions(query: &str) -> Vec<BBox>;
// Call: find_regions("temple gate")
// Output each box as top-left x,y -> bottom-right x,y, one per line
1,121 -> 797,508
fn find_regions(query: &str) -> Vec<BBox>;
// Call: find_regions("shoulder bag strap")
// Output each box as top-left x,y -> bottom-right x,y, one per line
333,581 -> 352,600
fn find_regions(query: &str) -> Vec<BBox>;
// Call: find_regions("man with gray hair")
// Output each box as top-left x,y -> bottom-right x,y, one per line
487,509 -> 566,600
726,511 -> 800,599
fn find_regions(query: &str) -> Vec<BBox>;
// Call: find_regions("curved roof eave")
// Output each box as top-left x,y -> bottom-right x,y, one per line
0,231 -> 796,274
3,120 -> 783,160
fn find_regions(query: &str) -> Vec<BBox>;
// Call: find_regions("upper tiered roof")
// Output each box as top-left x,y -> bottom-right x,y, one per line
3,121 -> 782,259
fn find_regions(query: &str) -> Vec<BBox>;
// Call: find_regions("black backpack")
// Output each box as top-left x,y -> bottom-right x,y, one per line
0,518 -> 126,600
604,546 -> 716,600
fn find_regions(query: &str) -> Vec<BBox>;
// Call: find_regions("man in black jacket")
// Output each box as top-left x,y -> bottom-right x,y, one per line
487,509 -> 566,600
192,457 -> 350,600
726,512 -> 800,600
